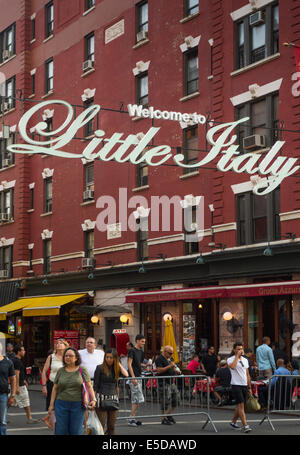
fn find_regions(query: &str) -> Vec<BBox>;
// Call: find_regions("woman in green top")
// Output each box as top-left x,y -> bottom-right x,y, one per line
47,347 -> 96,435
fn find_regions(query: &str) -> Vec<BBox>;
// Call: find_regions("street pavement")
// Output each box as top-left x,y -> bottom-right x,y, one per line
5,385 -> 300,436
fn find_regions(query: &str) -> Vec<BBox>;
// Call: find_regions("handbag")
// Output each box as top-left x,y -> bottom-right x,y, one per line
79,367 -> 91,409
98,393 -> 119,411
245,394 -> 261,413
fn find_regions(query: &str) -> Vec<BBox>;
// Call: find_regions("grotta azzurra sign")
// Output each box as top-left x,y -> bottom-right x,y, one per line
7,100 -> 299,196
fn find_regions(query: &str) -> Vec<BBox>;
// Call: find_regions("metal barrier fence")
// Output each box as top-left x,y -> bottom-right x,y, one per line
117,374 -> 218,433
259,374 -> 300,431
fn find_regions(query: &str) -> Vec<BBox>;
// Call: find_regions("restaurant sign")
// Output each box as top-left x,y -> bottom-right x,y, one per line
7,100 -> 299,196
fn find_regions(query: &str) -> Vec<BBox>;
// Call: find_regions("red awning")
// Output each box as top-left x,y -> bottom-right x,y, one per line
125,280 -> 300,303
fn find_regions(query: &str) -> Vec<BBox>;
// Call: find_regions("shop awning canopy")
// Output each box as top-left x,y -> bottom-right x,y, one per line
0,294 -> 87,319
125,280 -> 300,303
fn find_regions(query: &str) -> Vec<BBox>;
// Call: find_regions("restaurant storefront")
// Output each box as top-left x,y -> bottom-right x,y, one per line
126,280 -> 300,365
0,293 -> 92,366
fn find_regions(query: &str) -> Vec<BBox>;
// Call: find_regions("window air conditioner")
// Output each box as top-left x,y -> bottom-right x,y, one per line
0,213 -> 10,222
82,257 -> 95,268
249,11 -> 265,26
243,134 -> 266,150
82,59 -> 94,72
83,189 -> 94,200
0,269 -> 8,278
136,30 -> 148,42
2,49 -> 11,60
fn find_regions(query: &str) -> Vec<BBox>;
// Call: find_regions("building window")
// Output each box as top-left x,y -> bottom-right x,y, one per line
0,246 -> 13,277
235,3 -> 279,70
184,49 -> 198,96
83,96 -> 95,137
85,32 -> 95,65
31,73 -> 35,95
0,23 -> 16,62
137,1 -> 148,33
30,187 -> 34,210
0,189 -> 14,222
184,0 -> 199,17
45,2 -> 54,38
184,205 -> 199,255
44,177 -> 52,213
183,126 -> 198,173
83,162 -> 94,200
136,73 -> 148,106
136,161 -> 148,188
85,0 -> 95,11
236,188 -> 280,245
31,17 -> 36,40
29,248 -> 33,270
84,230 -> 94,258
43,239 -> 51,274
236,92 -> 279,151
45,58 -> 54,93
137,217 -> 148,261
0,134 -> 15,169
1,76 -> 16,110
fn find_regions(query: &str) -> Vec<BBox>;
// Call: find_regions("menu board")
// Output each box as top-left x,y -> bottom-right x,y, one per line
182,315 -> 196,364
53,330 -> 79,350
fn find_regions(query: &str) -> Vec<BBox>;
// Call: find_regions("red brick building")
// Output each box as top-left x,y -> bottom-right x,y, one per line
0,0 -> 300,365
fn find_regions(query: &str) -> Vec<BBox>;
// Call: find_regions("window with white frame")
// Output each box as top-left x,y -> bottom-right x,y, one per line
236,188 -> 280,246
235,92 -> 279,152
45,58 -> 54,93
43,239 -> 51,274
45,1 -> 54,38
234,2 -> 279,70
0,23 -> 16,63
0,134 -> 15,168
0,246 -> 13,277
184,48 -> 198,96
184,0 -> 199,17
136,72 -> 148,106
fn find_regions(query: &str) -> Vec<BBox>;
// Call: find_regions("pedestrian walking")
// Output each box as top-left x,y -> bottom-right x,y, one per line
127,334 -> 146,427
79,337 -> 105,383
0,342 -> 16,435
12,345 -> 39,424
5,343 -> 15,361
156,345 -> 181,425
47,347 -> 96,435
256,336 -> 276,379
200,346 -> 219,377
94,348 -> 128,435
41,338 -> 69,410
227,342 -> 253,433
119,341 -> 134,373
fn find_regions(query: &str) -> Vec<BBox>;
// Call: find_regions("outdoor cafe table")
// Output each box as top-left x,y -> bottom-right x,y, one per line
192,377 -> 218,395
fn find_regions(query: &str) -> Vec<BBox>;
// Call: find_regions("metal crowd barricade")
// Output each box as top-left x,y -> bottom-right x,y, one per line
117,374 -> 218,433
259,374 -> 300,431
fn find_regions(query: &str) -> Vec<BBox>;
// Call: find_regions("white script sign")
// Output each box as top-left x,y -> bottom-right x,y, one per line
7,100 -> 299,196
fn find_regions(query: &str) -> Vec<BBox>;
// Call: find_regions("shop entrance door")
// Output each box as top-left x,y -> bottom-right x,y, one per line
196,300 -> 214,354
105,317 -> 122,348
254,296 -> 293,357
144,303 -> 161,359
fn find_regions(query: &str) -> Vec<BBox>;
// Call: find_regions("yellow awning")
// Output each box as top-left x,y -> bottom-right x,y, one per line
0,300 -> 30,321
0,294 -> 86,319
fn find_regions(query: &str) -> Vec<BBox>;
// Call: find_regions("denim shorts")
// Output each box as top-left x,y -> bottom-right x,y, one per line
129,379 -> 144,404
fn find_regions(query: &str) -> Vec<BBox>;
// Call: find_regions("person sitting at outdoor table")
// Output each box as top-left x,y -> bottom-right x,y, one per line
187,353 -> 200,375
270,358 -> 291,386
214,360 -> 232,405
291,360 -> 299,376
270,358 -> 292,410
243,348 -> 258,379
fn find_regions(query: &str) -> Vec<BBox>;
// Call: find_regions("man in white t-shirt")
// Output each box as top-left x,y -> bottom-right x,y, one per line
79,337 -> 104,381
227,342 -> 253,433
